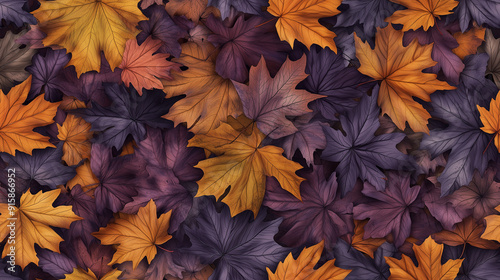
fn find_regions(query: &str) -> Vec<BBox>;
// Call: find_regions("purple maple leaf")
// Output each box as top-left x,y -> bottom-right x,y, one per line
206,14 -> 290,82
27,49 -> 70,102
322,86 -> 408,195
264,166 -> 353,250
0,0 -> 36,28
353,172 -> 423,247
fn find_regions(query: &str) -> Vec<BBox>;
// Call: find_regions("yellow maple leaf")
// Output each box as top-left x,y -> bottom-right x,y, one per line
385,236 -> 463,280
354,25 -> 455,133
188,119 -> 304,217
267,0 -> 342,51
32,0 -> 147,76
92,199 -> 172,269
162,42 -> 243,134
386,0 -> 459,31
481,205 -> 500,242
57,114 -> 93,166
477,90 -> 500,152
66,160 -> 99,192
63,267 -> 122,280
0,76 -> 59,156
267,240 -> 351,280
0,189 -> 82,269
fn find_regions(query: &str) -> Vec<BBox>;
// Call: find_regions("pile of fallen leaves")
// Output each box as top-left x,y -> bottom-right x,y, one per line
1,0 -> 500,279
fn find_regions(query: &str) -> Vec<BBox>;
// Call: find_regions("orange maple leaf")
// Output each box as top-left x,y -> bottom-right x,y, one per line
267,0 -> 342,51
354,25 -> 455,133
350,220 -> 386,258
433,216 -> 500,250
385,236 -> 463,280
0,189 -> 82,269
92,200 -> 172,269
188,118 -> 304,217
477,90 -> 500,152
267,240 -> 351,280
386,0 -> 459,31
481,205 -> 500,242
452,25 -> 486,60
120,37 -> 180,92
0,76 -> 59,156
63,267 -> 122,280
57,114 -> 93,166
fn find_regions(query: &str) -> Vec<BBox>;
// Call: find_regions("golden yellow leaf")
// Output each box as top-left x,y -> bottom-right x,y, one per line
162,42 -> 242,134
188,120 -> 304,217
354,25 -> 455,133
92,200 -> 172,269
57,114 -> 93,166
63,267 -> 122,280
481,205 -> 500,242
33,0 -> 147,76
385,236 -> 463,280
452,25 -> 485,59
0,189 -> 82,269
477,91 -> 500,152
0,76 -> 59,156
267,0 -> 341,51
267,240 -> 351,280
66,160 -> 99,192
386,0 -> 459,31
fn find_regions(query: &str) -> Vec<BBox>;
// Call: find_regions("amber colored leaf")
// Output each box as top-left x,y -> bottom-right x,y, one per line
386,0 -> 459,31
120,37 -> 180,92
267,240 -> 351,280
165,0 -> 219,23
32,0 -> 148,76
162,42 -> 243,134
481,205 -> 500,242
63,267 -> 122,280
0,76 -> 59,156
0,189 -> 82,269
351,220 -> 386,258
354,25 -> 455,133
66,160 -> 99,193
92,200 -> 172,269
57,114 -> 93,166
452,26 -> 486,60
385,236 -> 463,280
188,120 -> 304,217
267,0 -> 342,51
477,90 -> 500,152
433,216 -> 500,249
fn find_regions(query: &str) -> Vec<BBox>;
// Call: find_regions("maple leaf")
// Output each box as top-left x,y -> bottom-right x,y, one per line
0,0 -> 36,27
385,0 -> 459,31
267,0 -> 342,51
0,29 -> 35,93
478,30 -> 500,89
433,216 -> 500,250
57,114 -> 93,166
66,160 -> 99,192
452,25 -> 485,60
443,245 -> 500,280
92,200 -> 172,269
32,0 -> 148,76
188,119 -> 304,217
185,200 -> 288,280
353,172 -> 423,247
264,168 -> 352,250
165,0 -> 219,23
63,267 -> 122,280
481,205 -> 500,242
0,75 -> 59,156
355,24 -> 456,133
0,189 -> 82,269
162,42 -> 243,134
385,236 -> 463,279
477,90 -> 500,152
448,0 -> 500,32
120,37 -> 180,92
233,56 -> 323,139
267,240 -> 351,279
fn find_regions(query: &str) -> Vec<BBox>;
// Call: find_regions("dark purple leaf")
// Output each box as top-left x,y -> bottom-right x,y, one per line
322,86 -> 408,195
0,0 -> 36,28
461,53 -> 490,89
37,250 -> 75,279
205,14 -> 289,82
207,0 -> 269,19
263,166 -> 353,250
27,49 -> 70,102
447,0 -> 500,32
443,245 -> 500,279
353,172 -> 423,247
185,199 -> 288,280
